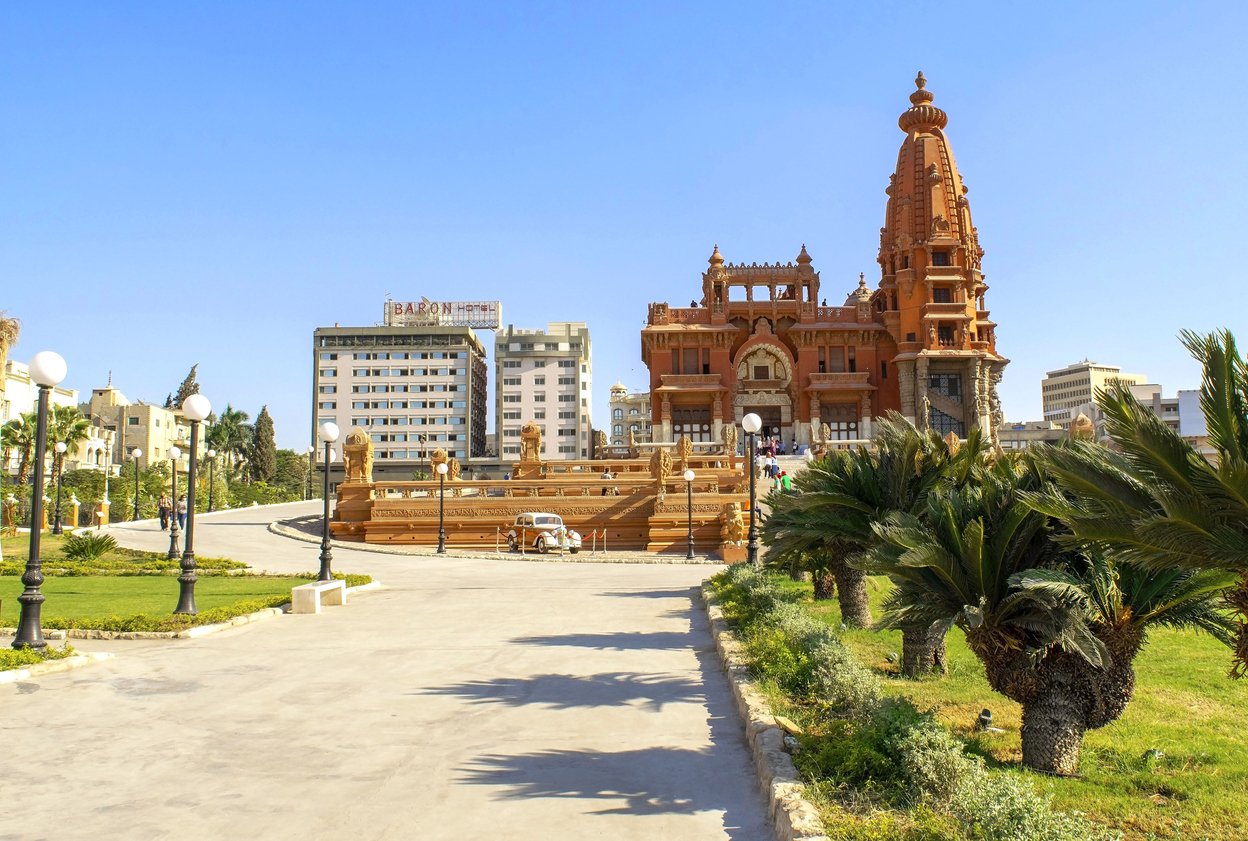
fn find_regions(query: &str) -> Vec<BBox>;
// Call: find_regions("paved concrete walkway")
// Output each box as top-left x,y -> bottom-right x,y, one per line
0,503 -> 769,841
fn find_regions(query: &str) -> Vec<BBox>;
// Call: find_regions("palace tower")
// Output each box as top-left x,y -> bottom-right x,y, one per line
640,74 -> 1007,444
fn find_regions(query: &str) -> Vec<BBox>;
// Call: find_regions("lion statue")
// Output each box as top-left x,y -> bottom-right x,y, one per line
648,447 -> 673,482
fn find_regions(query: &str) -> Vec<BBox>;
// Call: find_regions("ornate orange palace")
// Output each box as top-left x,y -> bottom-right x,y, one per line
643,74 -> 1007,446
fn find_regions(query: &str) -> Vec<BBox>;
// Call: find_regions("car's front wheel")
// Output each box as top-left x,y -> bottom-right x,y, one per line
535,536 -> 548,554
508,535 -> 518,552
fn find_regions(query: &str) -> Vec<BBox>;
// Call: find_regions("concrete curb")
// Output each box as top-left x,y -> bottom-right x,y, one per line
0,651 -> 115,684
700,583 -> 828,841
267,519 -> 722,565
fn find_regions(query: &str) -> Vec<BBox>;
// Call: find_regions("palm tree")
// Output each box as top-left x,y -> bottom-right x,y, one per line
0,310 -> 19,404
1,412 -> 39,485
48,405 -> 93,478
762,415 -> 987,672
867,453 -> 1234,775
206,405 -> 252,476
1030,328 -> 1248,678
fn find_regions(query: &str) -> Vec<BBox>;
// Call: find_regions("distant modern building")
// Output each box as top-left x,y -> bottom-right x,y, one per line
494,322 -> 593,461
2,359 -> 78,425
1040,361 -> 1147,428
312,323 -> 489,473
1128,383 -> 1180,433
608,383 -> 652,446
996,420 -> 1066,451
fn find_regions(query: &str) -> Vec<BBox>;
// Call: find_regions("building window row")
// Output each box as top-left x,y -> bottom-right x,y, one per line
350,351 -> 466,360
349,367 -> 465,377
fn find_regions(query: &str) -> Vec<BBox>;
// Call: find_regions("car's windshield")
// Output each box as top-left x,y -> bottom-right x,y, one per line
535,516 -> 561,526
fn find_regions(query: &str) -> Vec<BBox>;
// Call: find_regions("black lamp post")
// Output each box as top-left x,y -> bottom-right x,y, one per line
317,422 -> 340,581
13,350 -> 67,650
742,412 -> 762,567
436,461 -> 448,553
166,445 -> 182,560
175,394 -> 211,615
131,448 -> 143,520
51,441 -> 67,535
683,468 -> 696,560
206,448 -> 216,512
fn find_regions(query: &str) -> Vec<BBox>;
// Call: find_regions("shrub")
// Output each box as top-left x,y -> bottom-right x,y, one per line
62,532 -> 117,562
950,772 -> 1112,841
43,596 -> 291,633
810,638 -> 883,721
0,645 -> 77,673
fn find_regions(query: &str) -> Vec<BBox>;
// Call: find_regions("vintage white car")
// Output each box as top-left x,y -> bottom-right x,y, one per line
507,512 -> 582,554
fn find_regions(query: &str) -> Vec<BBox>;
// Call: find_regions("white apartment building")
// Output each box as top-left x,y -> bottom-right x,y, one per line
494,322 -> 592,461
312,324 -> 489,474
608,382 -> 652,446
1040,360 -> 1147,428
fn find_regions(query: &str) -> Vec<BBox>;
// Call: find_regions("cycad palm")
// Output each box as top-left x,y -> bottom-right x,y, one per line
762,414 -> 988,672
867,453 -> 1234,774
1031,328 -> 1248,677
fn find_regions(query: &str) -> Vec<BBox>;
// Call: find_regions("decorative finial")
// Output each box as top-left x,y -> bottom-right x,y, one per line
107,370 -> 112,387
915,71 -> 926,90
796,244 -> 812,264
709,244 -> 724,266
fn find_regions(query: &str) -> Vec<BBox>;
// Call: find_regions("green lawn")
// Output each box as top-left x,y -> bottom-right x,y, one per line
0,575 -> 309,627
778,575 -> 1248,841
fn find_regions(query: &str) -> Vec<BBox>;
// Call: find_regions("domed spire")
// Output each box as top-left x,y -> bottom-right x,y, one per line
709,244 -> 724,267
898,70 -> 948,134
796,244 -> 811,264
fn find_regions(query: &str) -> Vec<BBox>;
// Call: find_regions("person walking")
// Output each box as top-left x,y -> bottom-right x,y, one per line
780,471 -> 793,493
175,494 -> 188,531
158,493 -> 171,530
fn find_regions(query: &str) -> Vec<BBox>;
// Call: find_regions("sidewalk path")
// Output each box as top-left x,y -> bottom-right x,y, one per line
0,503 -> 770,841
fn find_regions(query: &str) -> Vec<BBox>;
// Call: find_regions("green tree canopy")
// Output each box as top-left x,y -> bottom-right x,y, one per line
173,364 -> 200,407
249,406 -> 277,483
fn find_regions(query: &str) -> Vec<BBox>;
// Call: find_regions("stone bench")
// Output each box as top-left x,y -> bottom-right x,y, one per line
291,579 -> 347,615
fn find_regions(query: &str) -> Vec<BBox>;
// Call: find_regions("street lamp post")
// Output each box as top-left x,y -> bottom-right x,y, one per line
683,468 -> 696,560
742,412 -> 762,567
436,461 -> 449,553
52,441 -> 67,535
131,448 -> 142,520
175,394 -> 211,615
206,449 -> 216,512
166,446 -> 182,560
317,422 -> 340,581
13,350 -> 67,650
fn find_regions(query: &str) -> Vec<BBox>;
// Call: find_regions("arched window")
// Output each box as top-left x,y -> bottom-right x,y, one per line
613,424 -> 623,435
612,408 -> 623,419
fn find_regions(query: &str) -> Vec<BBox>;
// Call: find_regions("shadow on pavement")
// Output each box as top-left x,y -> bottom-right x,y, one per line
421,671 -> 705,711
510,631 -> 699,651
600,587 -> 700,600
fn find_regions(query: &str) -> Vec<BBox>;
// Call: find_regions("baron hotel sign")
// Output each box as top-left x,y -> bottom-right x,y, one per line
384,299 -> 502,330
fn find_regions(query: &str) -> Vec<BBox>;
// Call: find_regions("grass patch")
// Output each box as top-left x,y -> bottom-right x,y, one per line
774,573 -> 1248,841
0,644 -> 77,673
1,532 -> 246,576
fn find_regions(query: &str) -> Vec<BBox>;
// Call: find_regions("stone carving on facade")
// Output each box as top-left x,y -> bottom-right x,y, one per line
342,427 -> 374,484
676,435 -> 693,470
820,422 -> 831,443
720,502 -> 746,545
989,372 -> 1004,431
627,428 -> 640,458
429,447 -> 448,472
649,448 -> 673,483
920,395 -> 931,429
448,457 -> 461,481
593,429 -> 607,458
721,421 -> 737,454
520,421 -> 542,462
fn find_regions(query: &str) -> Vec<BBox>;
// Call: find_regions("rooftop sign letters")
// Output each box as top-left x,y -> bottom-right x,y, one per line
384,299 -> 502,329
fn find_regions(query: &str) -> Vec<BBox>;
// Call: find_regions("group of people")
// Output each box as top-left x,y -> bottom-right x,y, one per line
157,493 -> 188,531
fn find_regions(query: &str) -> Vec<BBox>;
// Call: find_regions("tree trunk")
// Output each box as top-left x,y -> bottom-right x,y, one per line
813,571 -> 836,600
1020,684 -> 1086,776
900,625 -> 948,678
832,560 -> 872,627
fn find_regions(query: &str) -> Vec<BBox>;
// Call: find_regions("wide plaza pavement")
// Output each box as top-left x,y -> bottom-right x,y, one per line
0,502 -> 770,841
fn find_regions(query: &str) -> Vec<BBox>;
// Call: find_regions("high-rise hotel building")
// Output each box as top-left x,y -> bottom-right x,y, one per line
494,322 -> 593,460
312,324 -> 489,472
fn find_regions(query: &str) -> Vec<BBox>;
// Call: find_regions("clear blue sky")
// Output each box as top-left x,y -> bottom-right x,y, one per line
4,1 -> 1245,448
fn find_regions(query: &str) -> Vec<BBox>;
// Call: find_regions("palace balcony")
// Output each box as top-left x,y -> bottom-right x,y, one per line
647,305 -> 711,325
922,302 -> 973,318
807,372 -> 874,391
658,373 -> 726,391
